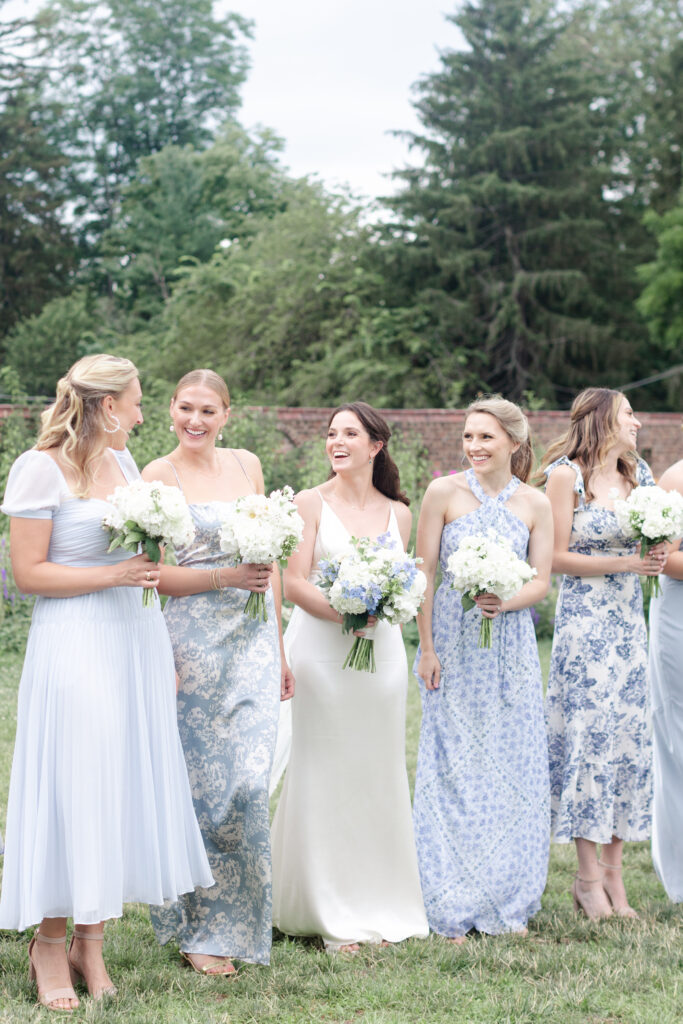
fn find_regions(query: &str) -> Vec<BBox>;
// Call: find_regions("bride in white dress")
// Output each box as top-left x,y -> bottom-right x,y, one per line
270,402 -> 428,952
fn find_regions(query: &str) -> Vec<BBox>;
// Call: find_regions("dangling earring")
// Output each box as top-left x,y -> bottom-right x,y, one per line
217,433 -> 223,441
369,456 -> 373,464
103,414 -> 121,434
461,453 -> 469,467
169,424 -> 175,433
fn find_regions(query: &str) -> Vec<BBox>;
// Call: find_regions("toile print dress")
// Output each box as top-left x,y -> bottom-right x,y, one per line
150,463 -> 281,965
544,456 -> 654,844
412,470 -> 550,938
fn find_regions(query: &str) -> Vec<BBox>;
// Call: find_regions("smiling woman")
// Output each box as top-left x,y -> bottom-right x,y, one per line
142,368 -> 293,975
0,354 -> 212,1012
271,401 -> 429,953
412,395 -> 552,942
541,388 -> 667,922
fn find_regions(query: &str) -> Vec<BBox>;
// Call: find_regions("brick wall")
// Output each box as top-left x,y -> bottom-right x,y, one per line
268,407 -> 683,480
3,403 -> 682,479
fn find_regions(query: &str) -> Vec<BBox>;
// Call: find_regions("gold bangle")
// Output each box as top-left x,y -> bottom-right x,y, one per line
209,567 -> 222,591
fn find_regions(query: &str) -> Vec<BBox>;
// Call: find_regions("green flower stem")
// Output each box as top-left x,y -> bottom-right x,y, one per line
244,591 -> 268,622
342,636 -> 377,673
478,616 -> 493,649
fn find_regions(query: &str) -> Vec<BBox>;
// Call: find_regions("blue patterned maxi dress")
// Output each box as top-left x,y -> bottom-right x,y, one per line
412,470 -> 550,937
545,457 -> 654,844
151,499 -> 281,964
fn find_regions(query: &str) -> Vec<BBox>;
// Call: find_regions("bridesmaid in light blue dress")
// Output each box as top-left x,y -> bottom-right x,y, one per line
0,356 -> 213,1012
542,388 -> 666,920
144,370 -> 293,975
648,458 -> 683,902
413,397 -> 553,939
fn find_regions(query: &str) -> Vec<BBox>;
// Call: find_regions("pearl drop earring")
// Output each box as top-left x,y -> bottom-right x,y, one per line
169,424 -> 175,432
218,433 -> 224,441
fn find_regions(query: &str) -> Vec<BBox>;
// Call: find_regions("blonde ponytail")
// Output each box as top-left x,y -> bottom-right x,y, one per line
36,354 -> 138,497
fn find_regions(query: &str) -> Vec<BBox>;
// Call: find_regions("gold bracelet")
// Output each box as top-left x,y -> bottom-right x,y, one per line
209,567 -> 222,591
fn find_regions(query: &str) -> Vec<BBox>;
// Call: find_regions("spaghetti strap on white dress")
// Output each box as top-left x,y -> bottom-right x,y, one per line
0,449 -> 213,931
270,493 -> 428,949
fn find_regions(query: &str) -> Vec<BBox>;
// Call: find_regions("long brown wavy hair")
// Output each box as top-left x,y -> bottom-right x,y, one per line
327,402 -> 409,505
539,388 -> 638,501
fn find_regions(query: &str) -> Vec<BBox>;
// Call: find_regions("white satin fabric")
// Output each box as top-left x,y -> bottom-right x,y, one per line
271,493 -> 428,949
649,555 -> 683,902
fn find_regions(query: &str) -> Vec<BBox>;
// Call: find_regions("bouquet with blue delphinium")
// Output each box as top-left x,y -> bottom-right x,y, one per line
318,532 -> 427,672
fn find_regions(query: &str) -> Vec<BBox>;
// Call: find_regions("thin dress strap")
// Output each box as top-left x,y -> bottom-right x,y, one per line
230,449 -> 256,492
161,458 -> 184,494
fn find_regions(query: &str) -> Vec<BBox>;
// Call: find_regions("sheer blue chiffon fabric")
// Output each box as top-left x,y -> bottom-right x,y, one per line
0,449 -> 213,931
649,550 -> 683,902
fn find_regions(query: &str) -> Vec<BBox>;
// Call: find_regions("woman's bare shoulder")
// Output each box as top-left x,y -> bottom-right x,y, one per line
141,457 -> 177,485
657,460 -> 683,493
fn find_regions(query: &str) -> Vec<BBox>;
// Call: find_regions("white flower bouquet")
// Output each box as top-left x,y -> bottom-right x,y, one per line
102,479 -> 195,607
318,532 -> 427,672
218,486 -> 304,621
446,529 -> 537,648
612,484 -> 683,599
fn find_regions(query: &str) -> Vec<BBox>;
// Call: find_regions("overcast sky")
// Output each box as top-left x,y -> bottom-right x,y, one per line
228,0 -> 465,201
5,0 -> 466,201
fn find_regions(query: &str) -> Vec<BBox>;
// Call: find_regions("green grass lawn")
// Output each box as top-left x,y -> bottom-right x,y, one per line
1,638 -> 681,1024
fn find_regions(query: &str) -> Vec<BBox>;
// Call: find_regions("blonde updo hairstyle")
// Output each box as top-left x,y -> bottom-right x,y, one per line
171,369 -> 230,409
539,388 -> 637,501
464,395 -> 533,483
37,354 -> 138,498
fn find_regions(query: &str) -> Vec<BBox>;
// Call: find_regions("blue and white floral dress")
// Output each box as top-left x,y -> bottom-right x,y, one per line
544,456 -> 654,844
150,460 -> 281,965
412,470 -> 550,937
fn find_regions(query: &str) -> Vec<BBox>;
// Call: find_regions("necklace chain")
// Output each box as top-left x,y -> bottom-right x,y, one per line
333,487 -> 377,512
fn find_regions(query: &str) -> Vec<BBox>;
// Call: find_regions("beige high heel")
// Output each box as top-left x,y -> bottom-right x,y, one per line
599,861 -> 639,919
571,873 -> 613,920
67,928 -> 118,999
28,931 -> 79,1013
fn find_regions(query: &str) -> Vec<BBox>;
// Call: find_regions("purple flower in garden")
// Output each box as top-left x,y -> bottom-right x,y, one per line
530,606 -> 540,626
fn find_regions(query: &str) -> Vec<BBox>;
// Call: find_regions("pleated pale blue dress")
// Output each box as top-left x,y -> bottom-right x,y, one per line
649,548 -> 683,902
151,458 -> 281,964
0,449 -> 213,931
412,471 -> 550,937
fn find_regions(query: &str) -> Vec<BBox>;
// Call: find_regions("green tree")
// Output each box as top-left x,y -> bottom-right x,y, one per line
637,196 -> 683,390
152,183 -> 378,402
39,0 -> 251,239
384,0 -> 649,405
99,126 -> 292,324
566,0 -> 683,211
0,86 -> 76,339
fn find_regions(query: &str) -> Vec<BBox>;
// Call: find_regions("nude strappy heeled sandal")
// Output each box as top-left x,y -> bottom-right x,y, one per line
28,931 -> 79,1013
67,928 -> 118,999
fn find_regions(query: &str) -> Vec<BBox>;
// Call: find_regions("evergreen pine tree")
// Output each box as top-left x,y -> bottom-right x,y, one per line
387,0 -> 641,405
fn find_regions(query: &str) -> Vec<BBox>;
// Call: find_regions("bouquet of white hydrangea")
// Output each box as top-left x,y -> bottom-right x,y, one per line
612,484 -> 683,599
102,479 -> 195,607
218,486 -> 304,621
446,529 -> 537,648
319,532 -> 426,672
